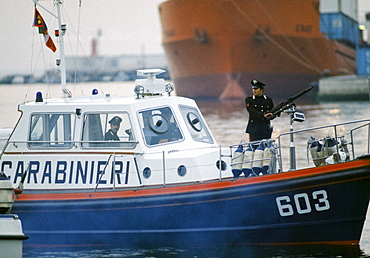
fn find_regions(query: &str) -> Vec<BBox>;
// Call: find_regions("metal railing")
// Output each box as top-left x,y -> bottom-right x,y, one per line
276,118 -> 370,172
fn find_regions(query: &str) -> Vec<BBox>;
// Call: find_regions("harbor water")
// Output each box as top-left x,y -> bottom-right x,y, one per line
1,82 -> 370,257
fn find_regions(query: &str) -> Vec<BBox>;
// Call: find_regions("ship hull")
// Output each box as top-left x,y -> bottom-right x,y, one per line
13,157 -> 370,247
170,70 -> 319,100
159,0 -> 356,99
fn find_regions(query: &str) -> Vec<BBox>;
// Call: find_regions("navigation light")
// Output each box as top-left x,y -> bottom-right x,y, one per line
36,92 -> 43,102
165,83 -> 174,96
134,85 -> 145,99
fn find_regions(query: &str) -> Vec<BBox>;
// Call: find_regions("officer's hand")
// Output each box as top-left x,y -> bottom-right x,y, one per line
264,113 -> 273,120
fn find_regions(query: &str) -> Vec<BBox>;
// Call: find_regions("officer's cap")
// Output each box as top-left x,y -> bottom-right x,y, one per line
109,116 -> 122,125
251,79 -> 265,89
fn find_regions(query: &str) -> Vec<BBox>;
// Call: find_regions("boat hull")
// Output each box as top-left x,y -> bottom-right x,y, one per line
13,158 -> 370,247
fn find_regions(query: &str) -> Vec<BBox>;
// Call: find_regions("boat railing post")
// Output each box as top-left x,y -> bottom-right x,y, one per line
368,123 -> 370,154
219,145 -> 222,180
333,125 -> 340,158
368,76 -> 370,103
348,121 -> 370,158
133,157 -> 142,186
162,151 -> 166,186
277,136 -> 283,172
288,110 -> 296,170
112,154 -> 116,189
350,128 -> 355,159
94,154 -> 112,191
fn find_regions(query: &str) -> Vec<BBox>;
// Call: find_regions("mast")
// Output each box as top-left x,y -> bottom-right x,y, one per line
33,0 -> 69,98
55,0 -> 68,98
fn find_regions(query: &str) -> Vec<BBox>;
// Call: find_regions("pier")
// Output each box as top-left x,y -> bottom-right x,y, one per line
318,75 -> 370,101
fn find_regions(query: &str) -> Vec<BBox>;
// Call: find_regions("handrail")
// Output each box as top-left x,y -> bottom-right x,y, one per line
277,118 -> 370,138
276,119 -> 370,171
349,122 -> 370,158
3,140 -> 139,150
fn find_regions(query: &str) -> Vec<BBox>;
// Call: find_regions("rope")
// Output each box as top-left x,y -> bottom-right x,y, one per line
74,0 -> 82,94
59,2 -> 82,97
253,0 -> 321,71
27,3 -> 57,101
60,0 -> 105,96
25,12 -> 38,104
27,0 -> 106,101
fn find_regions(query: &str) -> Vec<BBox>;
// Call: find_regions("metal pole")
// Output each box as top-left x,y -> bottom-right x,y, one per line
112,154 -> 116,189
55,0 -> 68,98
219,145 -> 222,180
368,123 -> 370,154
277,136 -> 283,172
133,157 -> 142,185
334,125 -> 340,157
368,77 -> 370,102
162,151 -> 166,186
289,111 -> 296,170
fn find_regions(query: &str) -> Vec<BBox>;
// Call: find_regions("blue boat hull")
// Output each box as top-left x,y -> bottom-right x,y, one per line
12,158 -> 370,247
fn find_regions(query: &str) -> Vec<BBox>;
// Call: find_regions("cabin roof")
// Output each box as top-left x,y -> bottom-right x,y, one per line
19,94 -> 196,112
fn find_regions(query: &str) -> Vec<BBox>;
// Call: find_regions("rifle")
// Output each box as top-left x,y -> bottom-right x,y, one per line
269,86 -> 313,117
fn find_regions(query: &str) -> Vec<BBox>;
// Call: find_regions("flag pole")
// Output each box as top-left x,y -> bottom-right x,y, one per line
33,0 -> 58,19
55,0 -> 68,98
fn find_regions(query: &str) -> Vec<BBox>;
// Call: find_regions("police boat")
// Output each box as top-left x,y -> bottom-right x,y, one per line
1,0 -> 370,248
0,67 -> 370,247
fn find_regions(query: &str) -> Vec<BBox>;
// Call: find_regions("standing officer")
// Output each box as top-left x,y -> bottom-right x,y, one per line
245,80 -> 274,141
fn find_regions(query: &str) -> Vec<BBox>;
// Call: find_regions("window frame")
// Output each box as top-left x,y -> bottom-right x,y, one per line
138,106 -> 183,146
179,105 -> 214,144
80,111 -> 137,149
28,112 -> 75,149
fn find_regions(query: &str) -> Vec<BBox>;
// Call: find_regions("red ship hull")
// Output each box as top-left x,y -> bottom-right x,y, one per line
159,0 -> 356,99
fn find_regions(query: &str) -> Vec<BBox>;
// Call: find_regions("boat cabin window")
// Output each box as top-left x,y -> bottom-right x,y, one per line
138,107 -> 183,146
179,105 -> 213,144
28,113 -> 74,148
81,112 -> 135,148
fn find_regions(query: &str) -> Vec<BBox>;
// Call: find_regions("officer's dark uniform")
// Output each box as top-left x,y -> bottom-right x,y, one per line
245,80 -> 274,141
104,116 -> 122,141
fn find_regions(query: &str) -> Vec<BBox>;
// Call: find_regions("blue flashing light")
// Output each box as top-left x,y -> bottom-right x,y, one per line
35,91 -> 43,102
92,89 -> 98,95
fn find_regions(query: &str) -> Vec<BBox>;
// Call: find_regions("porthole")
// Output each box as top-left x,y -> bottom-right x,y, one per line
177,165 -> 187,177
187,112 -> 202,132
143,167 -> 151,179
216,160 -> 227,171
148,114 -> 169,134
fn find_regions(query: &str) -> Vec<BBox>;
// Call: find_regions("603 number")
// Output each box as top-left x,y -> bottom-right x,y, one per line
276,190 -> 330,217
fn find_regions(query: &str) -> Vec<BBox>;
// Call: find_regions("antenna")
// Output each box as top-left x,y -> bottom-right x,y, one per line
134,69 -> 169,97
137,69 -> 165,80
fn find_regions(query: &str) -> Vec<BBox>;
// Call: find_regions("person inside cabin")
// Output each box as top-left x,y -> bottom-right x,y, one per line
105,116 -> 122,141
245,80 -> 275,142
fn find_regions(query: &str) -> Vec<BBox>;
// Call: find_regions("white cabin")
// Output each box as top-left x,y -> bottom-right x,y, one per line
0,70 -> 232,190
